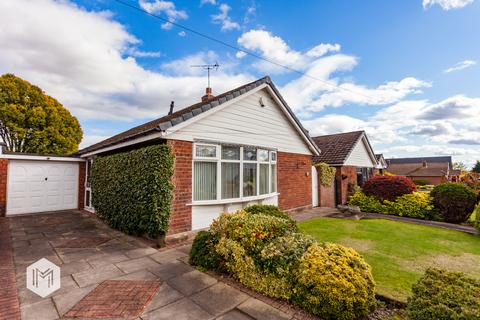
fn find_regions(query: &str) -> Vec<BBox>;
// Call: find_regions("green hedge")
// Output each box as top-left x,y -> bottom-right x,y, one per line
91,144 -> 174,238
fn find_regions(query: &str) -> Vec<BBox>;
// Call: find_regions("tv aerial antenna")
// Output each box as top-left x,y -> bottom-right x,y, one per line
190,62 -> 220,88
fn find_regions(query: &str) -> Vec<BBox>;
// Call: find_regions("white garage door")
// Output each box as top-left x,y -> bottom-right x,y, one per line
7,160 -> 79,215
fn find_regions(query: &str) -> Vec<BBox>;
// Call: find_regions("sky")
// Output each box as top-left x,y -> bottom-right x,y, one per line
0,0 -> 479,166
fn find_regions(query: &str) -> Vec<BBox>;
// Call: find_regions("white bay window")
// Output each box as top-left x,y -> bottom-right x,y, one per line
193,143 -> 278,203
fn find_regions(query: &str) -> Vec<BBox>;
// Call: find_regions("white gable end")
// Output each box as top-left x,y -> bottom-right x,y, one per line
166,88 -> 312,155
344,139 -> 376,167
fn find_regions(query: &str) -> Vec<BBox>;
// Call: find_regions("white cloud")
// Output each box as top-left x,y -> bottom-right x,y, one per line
178,31 -> 186,37
200,0 -> 216,5
423,0 -> 474,10
211,4 -> 240,31
0,0 -> 252,122
444,60 -> 477,73
125,48 -> 161,58
138,0 -> 187,29
302,114 -> 365,136
306,43 -> 341,58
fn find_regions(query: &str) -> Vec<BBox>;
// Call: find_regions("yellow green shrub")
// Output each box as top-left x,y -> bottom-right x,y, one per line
216,237 -> 293,299
383,192 -> 435,219
210,211 -> 295,255
348,191 -> 387,213
293,243 -> 376,320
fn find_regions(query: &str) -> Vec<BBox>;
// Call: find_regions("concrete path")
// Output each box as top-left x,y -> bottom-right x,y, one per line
5,210 -> 314,320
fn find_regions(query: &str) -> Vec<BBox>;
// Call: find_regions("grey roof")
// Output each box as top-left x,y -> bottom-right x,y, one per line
386,156 -> 452,167
78,76 -> 319,155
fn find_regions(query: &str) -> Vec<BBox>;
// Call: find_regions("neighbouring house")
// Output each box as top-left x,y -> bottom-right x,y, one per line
385,156 -> 455,185
375,154 -> 388,175
311,131 -> 377,206
76,76 -> 320,234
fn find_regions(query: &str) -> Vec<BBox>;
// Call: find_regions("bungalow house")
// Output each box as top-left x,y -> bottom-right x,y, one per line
385,156 -> 454,185
375,154 -> 388,175
75,76 -> 320,234
311,131 -> 377,206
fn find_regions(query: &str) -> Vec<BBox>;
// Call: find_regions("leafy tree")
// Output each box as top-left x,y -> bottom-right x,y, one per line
472,160 -> 480,174
0,74 -> 82,154
453,162 -> 468,172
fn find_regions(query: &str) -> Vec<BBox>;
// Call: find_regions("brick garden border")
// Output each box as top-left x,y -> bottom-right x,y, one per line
0,217 -> 21,320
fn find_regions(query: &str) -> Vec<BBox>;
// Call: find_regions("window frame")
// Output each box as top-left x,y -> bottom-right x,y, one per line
192,143 -> 279,204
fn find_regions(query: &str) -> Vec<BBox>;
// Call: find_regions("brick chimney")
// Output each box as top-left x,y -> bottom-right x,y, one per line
422,160 -> 427,168
201,87 -> 214,102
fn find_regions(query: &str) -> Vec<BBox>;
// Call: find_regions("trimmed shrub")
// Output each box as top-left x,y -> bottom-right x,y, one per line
91,144 -> 174,238
216,237 -> 293,299
472,204 -> 480,231
413,179 -> 429,186
407,268 -> 480,320
363,176 -> 416,201
348,191 -> 388,214
383,192 -> 435,220
189,231 -> 222,271
259,233 -> 315,278
244,205 -> 297,230
349,191 -> 435,219
431,183 -> 478,223
210,211 -> 295,256
293,243 -> 376,320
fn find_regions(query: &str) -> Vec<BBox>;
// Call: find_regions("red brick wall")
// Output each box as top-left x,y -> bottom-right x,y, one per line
336,166 -> 357,205
78,162 -> 86,210
167,140 -> 193,234
278,152 -> 312,211
0,159 -> 7,216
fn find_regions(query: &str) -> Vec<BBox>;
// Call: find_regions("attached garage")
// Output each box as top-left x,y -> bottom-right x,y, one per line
0,153 -> 85,216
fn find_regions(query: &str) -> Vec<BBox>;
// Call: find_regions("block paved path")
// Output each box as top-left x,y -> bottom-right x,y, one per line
3,210 -> 315,320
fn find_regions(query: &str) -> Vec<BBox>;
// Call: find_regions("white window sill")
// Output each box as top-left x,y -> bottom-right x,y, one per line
188,192 -> 280,206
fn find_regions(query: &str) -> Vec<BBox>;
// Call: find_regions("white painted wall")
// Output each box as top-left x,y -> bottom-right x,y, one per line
191,194 -> 278,230
311,166 -> 318,207
344,139 -> 377,168
167,89 -> 312,155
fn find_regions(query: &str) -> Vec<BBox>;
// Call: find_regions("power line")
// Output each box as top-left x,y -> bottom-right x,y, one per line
112,0 -> 374,102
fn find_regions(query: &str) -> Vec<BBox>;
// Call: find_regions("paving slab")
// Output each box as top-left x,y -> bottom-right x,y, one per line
115,256 -> 160,274
148,261 -> 194,280
191,282 -> 249,316
216,309 -> 255,320
72,263 -> 124,287
124,247 -> 158,259
144,283 -> 184,312
167,270 -> 217,296
114,269 -> 159,281
149,248 -> 187,264
20,299 -> 59,320
141,297 -> 213,320
237,298 -> 292,320
87,252 -> 130,268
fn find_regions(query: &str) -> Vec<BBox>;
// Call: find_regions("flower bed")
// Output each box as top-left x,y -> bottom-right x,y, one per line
189,205 -> 376,320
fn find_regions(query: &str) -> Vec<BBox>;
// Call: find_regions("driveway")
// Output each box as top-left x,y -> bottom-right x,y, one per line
2,210 -> 302,320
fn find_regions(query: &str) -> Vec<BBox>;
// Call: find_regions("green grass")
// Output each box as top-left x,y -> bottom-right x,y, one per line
299,218 -> 480,302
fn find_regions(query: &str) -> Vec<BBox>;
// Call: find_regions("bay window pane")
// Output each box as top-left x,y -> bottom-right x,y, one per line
259,163 -> 269,194
258,149 -> 269,162
270,151 -> 277,162
194,162 -> 217,200
196,145 -> 216,158
222,163 -> 240,199
243,147 -> 257,161
222,146 -> 240,160
243,163 -> 257,196
271,164 -> 277,192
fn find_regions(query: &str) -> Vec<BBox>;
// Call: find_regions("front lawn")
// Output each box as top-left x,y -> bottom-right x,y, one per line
299,217 -> 480,302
